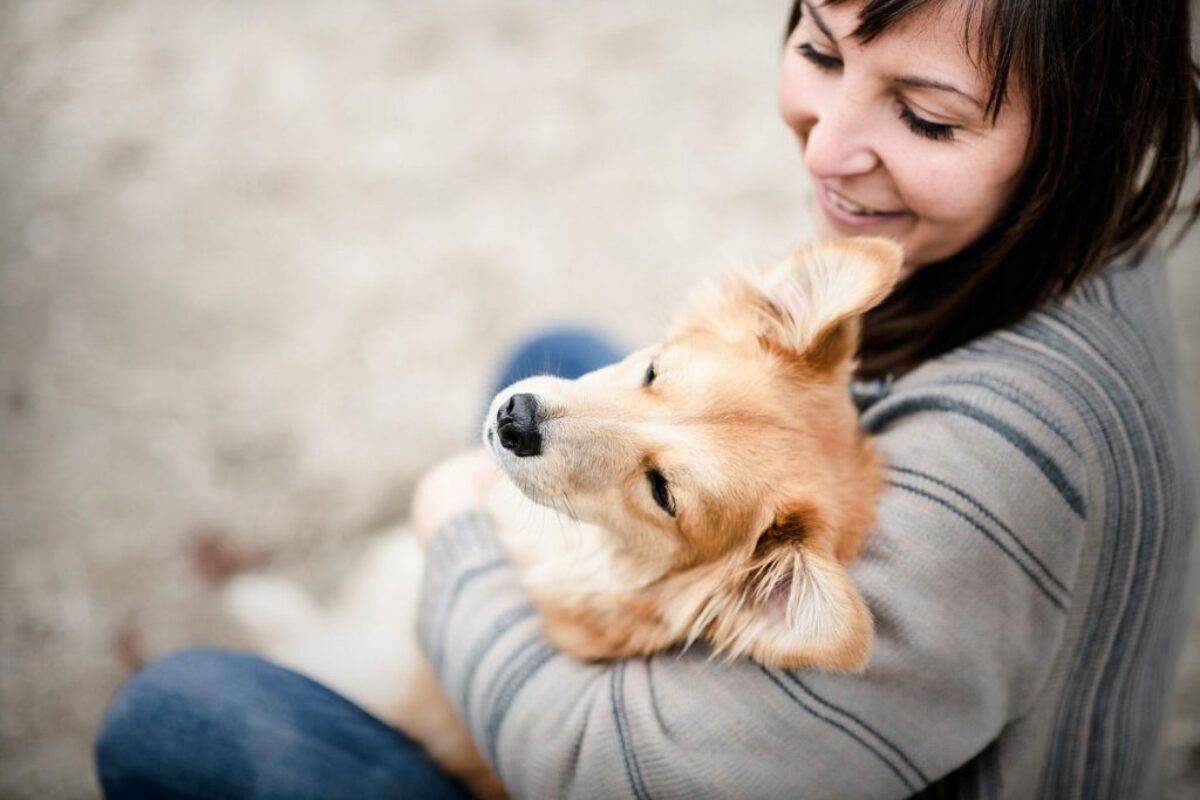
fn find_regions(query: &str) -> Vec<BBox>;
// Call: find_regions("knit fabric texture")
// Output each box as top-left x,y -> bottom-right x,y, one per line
418,249 -> 1198,799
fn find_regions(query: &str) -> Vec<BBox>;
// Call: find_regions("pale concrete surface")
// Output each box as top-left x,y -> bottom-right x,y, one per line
0,1 -> 1197,797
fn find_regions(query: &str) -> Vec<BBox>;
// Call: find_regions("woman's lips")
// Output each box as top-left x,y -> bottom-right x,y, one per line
817,184 -> 909,228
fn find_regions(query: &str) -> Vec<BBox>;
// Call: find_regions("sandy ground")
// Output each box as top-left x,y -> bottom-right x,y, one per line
1,1 -> 1198,797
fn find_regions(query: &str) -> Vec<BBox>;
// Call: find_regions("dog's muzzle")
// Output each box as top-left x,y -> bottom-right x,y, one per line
496,393 -> 543,457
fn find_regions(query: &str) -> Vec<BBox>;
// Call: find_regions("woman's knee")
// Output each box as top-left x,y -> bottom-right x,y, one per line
95,648 -> 260,798
95,647 -> 468,799
492,326 -> 624,393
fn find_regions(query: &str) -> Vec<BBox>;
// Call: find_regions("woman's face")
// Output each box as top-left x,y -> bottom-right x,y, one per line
779,0 -> 1031,270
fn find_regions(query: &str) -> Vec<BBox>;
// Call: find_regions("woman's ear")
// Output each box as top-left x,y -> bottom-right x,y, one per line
703,505 -> 873,671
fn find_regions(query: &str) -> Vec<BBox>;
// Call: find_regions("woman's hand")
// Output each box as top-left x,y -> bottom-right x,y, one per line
412,447 -> 501,547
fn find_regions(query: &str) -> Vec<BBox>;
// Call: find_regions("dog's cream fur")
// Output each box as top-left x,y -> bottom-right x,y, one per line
226,237 -> 903,799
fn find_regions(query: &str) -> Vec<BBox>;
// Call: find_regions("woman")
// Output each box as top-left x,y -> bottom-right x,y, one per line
98,0 -> 1200,797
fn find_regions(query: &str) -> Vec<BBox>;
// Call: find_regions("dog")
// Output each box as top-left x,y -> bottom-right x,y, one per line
225,236 -> 903,798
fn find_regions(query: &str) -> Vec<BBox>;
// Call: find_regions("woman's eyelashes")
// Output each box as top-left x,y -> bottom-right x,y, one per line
898,104 -> 957,141
796,41 -> 841,72
795,41 -> 958,143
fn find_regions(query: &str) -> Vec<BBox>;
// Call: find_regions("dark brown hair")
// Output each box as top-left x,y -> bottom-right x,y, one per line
785,0 -> 1200,378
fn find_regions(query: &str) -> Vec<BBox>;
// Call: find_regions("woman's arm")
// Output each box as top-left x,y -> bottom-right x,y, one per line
417,373 -> 1089,798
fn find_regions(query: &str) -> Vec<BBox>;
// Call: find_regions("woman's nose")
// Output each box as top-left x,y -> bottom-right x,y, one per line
799,91 -> 879,178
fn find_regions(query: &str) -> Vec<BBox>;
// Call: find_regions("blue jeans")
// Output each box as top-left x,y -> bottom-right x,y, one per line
95,328 -> 623,799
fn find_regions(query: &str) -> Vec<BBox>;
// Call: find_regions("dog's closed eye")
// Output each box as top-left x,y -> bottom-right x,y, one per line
643,361 -> 657,388
645,468 -> 675,517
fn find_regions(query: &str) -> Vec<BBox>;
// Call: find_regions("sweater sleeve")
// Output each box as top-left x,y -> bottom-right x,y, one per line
417,372 -> 1089,799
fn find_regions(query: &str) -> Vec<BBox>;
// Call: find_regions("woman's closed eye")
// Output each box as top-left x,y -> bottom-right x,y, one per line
796,41 -> 841,73
796,41 -> 958,143
898,104 -> 957,142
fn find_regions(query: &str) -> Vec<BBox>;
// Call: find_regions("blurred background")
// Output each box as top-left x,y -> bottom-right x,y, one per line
1,1 -> 1197,797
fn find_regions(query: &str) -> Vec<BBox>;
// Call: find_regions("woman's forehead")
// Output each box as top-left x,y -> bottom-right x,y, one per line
805,0 -> 994,105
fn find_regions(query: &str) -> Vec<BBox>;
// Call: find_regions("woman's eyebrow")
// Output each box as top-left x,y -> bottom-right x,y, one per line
804,1 -> 986,111
803,1 -> 838,43
894,75 -> 986,110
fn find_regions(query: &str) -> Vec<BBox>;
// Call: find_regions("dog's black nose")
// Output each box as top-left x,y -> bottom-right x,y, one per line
496,393 -> 542,457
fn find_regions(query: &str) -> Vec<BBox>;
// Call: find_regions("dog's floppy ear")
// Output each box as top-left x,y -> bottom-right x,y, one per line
702,504 -> 872,671
757,237 -> 902,370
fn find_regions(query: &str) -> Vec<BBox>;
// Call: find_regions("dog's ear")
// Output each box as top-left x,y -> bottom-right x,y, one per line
758,237 -> 902,371
702,504 -> 872,671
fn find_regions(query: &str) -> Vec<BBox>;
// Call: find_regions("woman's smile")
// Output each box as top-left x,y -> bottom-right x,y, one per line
779,0 -> 1030,269
817,183 -> 910,229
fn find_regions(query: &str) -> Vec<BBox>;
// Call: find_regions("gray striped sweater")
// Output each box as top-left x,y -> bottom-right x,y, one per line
418,248 -> 1197,799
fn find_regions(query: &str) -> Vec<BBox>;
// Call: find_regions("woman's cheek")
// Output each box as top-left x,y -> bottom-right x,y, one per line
893,149 -> 986,228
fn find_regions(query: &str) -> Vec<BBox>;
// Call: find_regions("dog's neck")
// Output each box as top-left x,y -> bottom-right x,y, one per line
482,478 -> 732,660
486,478 -> 667,598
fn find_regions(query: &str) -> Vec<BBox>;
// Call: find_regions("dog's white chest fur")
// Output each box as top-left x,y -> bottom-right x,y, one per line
223,479 -> 577,799
223,477 -> 610,727
487,479 -> 659,603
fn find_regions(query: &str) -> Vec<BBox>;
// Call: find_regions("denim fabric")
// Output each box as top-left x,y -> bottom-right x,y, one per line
489,326 -> 624,398
94,327 -> 622,799
95,649 -> 473,799
474,326 -> 624,438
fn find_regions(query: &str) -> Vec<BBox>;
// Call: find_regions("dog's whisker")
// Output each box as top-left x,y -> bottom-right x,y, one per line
560,494 -> 579,522
554,497 -> 574,545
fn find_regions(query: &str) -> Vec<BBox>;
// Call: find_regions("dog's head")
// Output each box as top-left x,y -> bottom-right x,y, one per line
483,238 -> 902,670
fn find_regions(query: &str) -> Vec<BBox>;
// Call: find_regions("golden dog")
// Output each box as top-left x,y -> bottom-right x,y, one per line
226,237 -> 902,798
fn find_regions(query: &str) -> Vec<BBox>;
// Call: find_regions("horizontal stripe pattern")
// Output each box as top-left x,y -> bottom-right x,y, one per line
459,603 -> 536,726
416,251 -> 1194,799
781,669 -> 930,788
866,393 -> 1087,517
481,638 -> 557,763
758,666 -> 920,794
612,662 -> 652,800
887,466 -> 1072,610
